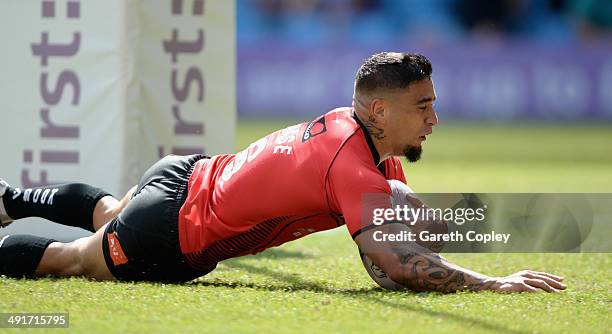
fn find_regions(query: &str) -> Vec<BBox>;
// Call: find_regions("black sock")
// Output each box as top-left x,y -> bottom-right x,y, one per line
0,234 -> 57,278
2,183 -> 112,233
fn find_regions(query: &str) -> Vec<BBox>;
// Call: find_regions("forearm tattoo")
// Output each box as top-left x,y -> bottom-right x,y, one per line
364,116 -> 386,140
391,247 -> 495,293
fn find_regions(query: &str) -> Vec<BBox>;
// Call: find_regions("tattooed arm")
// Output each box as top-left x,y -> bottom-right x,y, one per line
355,223 -> 567,293
387,244 -> 495,292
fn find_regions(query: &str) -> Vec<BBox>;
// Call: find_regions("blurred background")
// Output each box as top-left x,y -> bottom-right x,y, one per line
237,0 -> 612,119
234,0 -> 612,192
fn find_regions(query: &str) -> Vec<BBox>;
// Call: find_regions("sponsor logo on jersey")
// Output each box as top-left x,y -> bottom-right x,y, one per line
302,116 -> 327,142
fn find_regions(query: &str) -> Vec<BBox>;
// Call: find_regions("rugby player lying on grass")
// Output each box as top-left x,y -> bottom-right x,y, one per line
0,52 -> 565,293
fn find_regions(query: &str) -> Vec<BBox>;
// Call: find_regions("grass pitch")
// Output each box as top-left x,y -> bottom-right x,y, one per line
1,120 -> 611,333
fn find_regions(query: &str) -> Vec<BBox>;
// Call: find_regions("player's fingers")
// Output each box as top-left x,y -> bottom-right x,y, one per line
524,273 -> 566,290
520,283 -> 538,293
524,278 -> 558,293
533,274 -> 566,289
528,271 -> 564,282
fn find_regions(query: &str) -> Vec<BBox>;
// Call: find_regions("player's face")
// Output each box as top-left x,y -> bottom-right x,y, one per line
385,79 -> 438,161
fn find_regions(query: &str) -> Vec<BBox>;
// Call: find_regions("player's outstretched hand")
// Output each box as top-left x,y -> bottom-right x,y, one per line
489,270 -> 566,293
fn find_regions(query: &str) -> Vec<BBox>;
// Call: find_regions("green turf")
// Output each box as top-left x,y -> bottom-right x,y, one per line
1,120 -> 611,334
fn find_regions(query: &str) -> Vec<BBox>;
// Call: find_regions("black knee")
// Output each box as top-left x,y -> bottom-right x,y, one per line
0,234 -> 56,278
2,183 -> 112,232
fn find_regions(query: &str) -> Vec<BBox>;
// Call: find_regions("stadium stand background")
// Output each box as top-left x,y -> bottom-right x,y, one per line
236,0 -> 612,119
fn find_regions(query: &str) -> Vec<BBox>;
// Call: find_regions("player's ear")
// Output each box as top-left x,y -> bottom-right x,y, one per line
370,98 -> 386,123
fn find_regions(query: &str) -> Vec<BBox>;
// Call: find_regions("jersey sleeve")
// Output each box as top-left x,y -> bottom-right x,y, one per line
326,136 -> 394,238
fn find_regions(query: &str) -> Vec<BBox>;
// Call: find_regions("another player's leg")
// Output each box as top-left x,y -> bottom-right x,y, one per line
36,224 -> 115,279
0,224 -> 114,280
91,185 -> 136,231
1,179 -> 135,232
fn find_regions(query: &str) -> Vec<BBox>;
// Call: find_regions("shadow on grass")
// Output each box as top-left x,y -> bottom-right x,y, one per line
189,260 -> 527,334
250,248 -> 311,259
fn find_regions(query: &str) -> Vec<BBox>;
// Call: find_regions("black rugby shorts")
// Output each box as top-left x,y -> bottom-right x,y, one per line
101,154 -> 217,282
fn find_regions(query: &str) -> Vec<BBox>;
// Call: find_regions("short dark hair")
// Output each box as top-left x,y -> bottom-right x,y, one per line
355,52 -> 432,94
